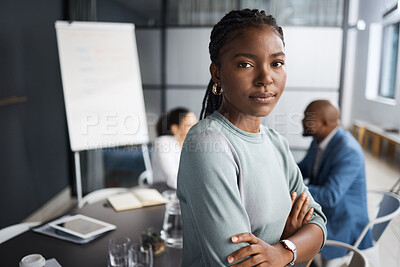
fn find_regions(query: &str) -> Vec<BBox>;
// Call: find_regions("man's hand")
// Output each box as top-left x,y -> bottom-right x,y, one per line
227,233 -> 291,267
281,192 -> 313,239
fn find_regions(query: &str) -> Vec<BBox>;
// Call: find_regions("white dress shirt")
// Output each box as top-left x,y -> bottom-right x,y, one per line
313,126 -> 339,178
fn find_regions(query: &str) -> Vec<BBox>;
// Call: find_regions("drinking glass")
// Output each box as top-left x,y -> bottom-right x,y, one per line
161,190 -> 183,248
130,243 -> 153,267
108,237 -> 132,267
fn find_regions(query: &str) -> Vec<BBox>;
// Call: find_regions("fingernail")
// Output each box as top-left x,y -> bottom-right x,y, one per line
232,236 -> 238,242
228,256 -> 234,263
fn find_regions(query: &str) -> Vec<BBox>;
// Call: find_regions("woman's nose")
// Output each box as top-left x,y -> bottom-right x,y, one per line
255,66 -> 273,86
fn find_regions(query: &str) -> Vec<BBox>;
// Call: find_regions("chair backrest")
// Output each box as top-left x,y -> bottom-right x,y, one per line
354,189 -> 400,248
138,170 -> 153,186
0,221 -> 41,244
78,187 -> 129,208
325,240 -> 369,267
390,178 -> 400,195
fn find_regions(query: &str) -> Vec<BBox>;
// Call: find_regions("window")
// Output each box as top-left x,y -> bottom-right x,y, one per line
366,5 -> 400,104
378,22 -> 399,99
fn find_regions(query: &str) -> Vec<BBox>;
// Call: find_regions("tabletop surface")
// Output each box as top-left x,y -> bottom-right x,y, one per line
1,184 -> 182,267
1,184 -> 310,267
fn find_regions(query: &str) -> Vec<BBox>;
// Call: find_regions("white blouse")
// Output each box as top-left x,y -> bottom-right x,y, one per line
151,135 -> 181,189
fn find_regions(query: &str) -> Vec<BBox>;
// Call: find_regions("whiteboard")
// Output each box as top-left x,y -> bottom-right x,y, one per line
55,21 -> 149,151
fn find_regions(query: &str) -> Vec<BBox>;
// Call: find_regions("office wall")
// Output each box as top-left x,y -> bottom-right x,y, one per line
165,28 -> 211,118
93,2 -> 343,187
166,28 -> 211,86
269,27 -> 341,149
97,2 -> 344,148
136,29 -> 162,139
0,0 -> 70,228
350,0 -> 400,128
165,27 -> 342,149
97,0 -> 163,140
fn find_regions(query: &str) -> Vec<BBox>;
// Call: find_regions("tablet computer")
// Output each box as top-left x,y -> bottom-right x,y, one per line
49,214 -> 116,239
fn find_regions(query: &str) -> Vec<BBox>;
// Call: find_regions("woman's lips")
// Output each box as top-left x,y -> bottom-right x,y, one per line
249,92 -> 276,104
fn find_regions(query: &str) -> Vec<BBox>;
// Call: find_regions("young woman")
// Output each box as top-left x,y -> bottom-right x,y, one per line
151,107 -> 197,188
177,9 -> 327,266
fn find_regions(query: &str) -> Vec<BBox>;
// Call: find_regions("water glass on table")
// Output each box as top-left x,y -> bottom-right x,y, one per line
161,190 -> 183,248
108,237 -> 132,267
131,243 -> 153,267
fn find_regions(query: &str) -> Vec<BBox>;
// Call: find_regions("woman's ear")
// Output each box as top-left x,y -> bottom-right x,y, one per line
170,124 -> 179,136
210,63 -> 221,84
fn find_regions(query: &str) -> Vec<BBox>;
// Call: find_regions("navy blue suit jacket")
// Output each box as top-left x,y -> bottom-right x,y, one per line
298,127 -> 372,259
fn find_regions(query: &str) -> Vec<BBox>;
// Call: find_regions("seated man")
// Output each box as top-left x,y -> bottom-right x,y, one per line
298,100 -> 372,265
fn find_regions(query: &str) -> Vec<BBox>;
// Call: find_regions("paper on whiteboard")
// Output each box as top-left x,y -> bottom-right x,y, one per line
55,21 -> 149,151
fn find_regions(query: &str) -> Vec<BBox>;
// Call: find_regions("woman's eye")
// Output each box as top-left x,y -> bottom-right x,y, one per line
272,61 -> 284,67
238,62 -> 252,68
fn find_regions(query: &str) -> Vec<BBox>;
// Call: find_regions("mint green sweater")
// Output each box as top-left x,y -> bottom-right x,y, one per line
177,111 -> 327,266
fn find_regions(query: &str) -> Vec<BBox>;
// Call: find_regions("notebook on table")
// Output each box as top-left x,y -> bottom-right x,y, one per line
107,188 -> 166,211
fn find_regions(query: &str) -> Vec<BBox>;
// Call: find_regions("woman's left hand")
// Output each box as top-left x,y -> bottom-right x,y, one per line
281,192 -> 313,239
227,233 -> 288,267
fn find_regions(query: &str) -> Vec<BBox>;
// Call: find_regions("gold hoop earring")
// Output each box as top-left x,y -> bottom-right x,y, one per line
212,83 -> 223,96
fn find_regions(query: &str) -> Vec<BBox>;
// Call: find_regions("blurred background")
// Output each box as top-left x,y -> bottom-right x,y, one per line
1,0 -> 399,233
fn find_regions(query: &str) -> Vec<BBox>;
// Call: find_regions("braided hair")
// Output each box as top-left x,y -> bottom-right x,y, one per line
199,9 -> 284,120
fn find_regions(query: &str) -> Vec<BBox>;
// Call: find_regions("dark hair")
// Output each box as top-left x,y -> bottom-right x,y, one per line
199,9 -> 284,120
156,107 -> 191,136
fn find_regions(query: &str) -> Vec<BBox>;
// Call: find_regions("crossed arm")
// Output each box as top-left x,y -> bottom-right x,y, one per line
227,192 -> 324,267
178,132 -> 326,266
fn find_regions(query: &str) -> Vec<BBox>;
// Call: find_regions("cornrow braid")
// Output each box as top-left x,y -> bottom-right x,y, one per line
199,9 -> 284,120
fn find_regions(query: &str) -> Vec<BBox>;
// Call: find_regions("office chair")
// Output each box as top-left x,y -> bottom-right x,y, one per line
390,178 -> 400,195
353,189 -> 400,267
0,221 -> 41,244
322,240 -> 369,267
138,170 -> 153,186
78,187 -> 129,208
301,240 -> 368,267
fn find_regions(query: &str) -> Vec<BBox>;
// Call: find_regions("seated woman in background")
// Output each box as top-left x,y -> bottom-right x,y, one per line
151,107 -> 197,189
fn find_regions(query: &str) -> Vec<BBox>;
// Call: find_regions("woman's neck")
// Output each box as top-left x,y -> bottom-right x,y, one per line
218,106 -> 261,133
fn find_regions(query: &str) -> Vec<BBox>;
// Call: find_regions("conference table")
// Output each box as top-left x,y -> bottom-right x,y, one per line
1,183 -> 309,266
1,183 -> 181,266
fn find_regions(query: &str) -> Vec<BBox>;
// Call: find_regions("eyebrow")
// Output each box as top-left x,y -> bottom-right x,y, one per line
270,51 -> 286,58
232,51 -> 286,59
232,53 -> 257,60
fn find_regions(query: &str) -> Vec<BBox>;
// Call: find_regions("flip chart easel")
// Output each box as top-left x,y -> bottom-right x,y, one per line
55,21 -> 151,205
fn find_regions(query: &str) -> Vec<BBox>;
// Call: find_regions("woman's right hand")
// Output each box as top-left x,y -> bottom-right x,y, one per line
228,233 -> 293,267
281,192 -> 313,239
